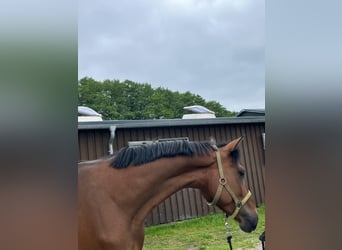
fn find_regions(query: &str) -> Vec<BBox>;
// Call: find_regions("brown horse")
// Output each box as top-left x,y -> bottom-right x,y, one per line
78,137 -> 258,250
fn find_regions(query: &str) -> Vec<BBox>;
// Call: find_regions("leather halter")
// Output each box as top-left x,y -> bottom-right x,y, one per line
207,145 -> 252,219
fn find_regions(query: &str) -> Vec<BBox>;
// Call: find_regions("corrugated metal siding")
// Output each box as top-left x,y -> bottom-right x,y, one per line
78,129 -> 110,160
78,121 -> 265,226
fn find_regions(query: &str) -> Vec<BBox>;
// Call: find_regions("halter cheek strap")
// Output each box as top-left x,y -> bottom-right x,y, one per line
207,145 -> 252,219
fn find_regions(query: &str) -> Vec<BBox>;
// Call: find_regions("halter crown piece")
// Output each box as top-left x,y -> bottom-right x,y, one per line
207,145 -> 252,220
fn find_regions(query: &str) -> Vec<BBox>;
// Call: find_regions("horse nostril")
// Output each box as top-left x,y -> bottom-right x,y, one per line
251,216 -> 258,229
245,215 -> 258,230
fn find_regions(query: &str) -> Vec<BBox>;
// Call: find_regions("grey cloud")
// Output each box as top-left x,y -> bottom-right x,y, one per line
79,0 -> 264,112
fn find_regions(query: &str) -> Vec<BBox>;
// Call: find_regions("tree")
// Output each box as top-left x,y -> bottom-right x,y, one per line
78,77 -> 236,120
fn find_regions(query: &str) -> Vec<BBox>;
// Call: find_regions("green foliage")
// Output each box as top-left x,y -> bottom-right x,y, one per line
78,77 -> 236,120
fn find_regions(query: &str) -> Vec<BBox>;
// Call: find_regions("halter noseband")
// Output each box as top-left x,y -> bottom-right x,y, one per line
207,145 -> 252,219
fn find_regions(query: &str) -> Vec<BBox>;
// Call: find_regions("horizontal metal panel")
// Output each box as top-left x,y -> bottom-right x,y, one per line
78,117 -> 265,130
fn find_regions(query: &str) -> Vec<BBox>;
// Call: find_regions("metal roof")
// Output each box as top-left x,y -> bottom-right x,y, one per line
78,116 -> 265,130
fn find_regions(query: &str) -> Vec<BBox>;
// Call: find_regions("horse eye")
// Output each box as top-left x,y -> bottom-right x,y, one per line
238,170 -> 245,178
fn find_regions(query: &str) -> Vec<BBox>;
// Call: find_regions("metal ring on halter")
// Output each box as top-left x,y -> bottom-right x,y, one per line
219,177 -> 227,185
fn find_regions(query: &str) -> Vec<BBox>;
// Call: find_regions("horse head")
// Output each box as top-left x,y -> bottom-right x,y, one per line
202,137 -> 258,233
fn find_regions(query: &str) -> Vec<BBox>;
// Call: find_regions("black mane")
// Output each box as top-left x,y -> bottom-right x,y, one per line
111,140 -> 216,169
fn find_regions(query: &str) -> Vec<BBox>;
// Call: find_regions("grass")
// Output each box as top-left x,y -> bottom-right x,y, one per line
143,205 -> 265,250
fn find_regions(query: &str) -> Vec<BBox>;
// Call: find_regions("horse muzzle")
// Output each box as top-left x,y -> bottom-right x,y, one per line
237,212 -> 258,233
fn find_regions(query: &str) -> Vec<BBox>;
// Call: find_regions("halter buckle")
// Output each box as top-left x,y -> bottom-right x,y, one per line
236,201 -> 242,208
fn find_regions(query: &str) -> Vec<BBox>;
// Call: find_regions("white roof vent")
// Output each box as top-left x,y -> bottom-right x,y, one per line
182,105 -> 216,119
78,106 -> 102,116
183,105 -> 215,114
78,106 -> 103,122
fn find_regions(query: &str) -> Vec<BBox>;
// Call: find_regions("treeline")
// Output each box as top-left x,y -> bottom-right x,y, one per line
78,77 -> 236,120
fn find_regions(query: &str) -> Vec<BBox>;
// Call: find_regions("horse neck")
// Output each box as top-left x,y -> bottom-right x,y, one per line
111,154 -> 215,226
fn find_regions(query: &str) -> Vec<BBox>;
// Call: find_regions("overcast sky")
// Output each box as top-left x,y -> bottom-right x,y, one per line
79,0 -> 264,112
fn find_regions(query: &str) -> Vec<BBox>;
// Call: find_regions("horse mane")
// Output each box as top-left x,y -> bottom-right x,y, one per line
111,140 -> 217,169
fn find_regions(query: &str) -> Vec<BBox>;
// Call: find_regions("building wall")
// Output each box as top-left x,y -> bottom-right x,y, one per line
78,121 -> 265,226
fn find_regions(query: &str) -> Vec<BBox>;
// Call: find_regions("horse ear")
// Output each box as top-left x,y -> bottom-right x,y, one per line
223,136 -> 244,152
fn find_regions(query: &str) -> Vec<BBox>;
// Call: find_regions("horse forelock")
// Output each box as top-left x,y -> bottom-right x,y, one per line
230,149 -> 240,164
110,141 -> 215,169
215,142 -> 240,163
